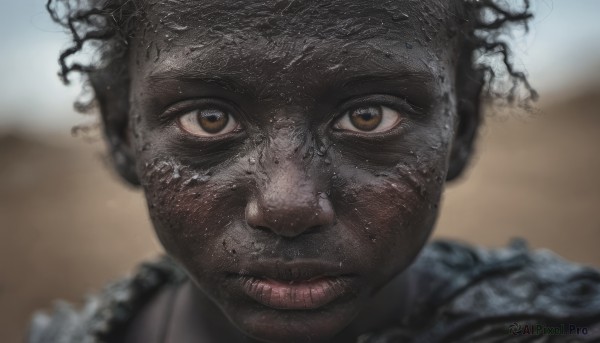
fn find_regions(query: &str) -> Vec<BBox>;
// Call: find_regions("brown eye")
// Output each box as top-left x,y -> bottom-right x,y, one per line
334,105 -> 401,133
349,107 -> 383,131
198,109 -> 229,133
178,108 -> 239,137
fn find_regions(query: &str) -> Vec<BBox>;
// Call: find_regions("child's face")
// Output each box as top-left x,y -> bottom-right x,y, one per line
125,0 -> 468,341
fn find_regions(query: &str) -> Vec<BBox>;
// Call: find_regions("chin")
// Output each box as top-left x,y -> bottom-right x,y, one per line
226,299 -> 361,343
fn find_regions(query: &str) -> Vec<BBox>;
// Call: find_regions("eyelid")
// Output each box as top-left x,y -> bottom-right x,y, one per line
178,109 -> 240,137
330,94 -> 419,133
335,94 -> 421,120
158,98 -> 243,125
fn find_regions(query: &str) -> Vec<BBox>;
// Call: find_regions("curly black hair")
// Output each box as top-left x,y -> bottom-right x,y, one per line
47,0 -> 538,114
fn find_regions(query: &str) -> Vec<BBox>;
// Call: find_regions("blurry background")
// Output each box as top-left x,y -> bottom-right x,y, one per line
1,0 -> 599,342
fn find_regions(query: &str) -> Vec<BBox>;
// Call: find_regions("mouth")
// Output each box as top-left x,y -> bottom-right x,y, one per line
230,261 -> 357,310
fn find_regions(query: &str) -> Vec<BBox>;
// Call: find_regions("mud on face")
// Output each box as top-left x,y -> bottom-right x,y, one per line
120,1 -> 475,342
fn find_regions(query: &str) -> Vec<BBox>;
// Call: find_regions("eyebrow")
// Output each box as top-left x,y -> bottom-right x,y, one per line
338,72 -> 436,90
146,69 -> 252,95
145,60 -> 438,102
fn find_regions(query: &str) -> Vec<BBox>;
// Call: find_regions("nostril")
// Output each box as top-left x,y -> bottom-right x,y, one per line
254,225 -> 272,233
306,226 -> 323,234
250,224 -> 323,236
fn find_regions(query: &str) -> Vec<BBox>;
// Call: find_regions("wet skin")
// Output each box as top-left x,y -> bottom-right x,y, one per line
115,0 -> 477,342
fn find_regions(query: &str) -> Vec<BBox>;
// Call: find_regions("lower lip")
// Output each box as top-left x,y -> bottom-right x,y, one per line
239,276 -> 351,310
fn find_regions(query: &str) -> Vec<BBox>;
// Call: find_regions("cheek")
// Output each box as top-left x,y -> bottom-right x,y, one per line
138,158 -> 243,265
332,156 -> 446,276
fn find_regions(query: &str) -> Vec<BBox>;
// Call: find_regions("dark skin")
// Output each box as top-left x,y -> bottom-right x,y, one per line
98,0 -> 482,342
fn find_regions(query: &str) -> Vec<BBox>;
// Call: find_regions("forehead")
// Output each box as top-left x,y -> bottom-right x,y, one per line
142,0 -> 461,41
132,0 -> 464,100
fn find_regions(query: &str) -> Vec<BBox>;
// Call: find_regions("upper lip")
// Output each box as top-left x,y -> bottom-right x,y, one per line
231,260 -> 353,281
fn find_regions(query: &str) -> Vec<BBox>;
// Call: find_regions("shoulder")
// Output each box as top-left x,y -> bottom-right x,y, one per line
363,239 -> 600,342
27,257 -> 187,343
414,239 -> 600,319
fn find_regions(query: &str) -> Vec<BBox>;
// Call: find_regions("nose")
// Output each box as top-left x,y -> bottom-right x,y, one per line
245,165 -> 335,238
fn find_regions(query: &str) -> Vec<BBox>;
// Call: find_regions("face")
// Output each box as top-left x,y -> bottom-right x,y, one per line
123,0 -> 470,341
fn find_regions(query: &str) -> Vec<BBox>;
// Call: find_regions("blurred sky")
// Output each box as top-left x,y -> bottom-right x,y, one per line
0,0 -> 599,132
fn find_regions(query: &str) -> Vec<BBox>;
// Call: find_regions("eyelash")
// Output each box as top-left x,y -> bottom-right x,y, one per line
161,94 -> 418,136
159,98 -> 243,126
335,94 -> 419,119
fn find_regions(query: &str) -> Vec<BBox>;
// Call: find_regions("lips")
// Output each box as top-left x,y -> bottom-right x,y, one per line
231,261 -> 356,310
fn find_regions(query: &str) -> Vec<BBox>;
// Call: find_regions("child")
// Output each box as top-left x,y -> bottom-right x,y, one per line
31,0 -> 600,342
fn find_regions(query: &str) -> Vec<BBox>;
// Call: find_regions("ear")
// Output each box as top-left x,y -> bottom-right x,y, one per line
90,69 -> 141,186
446,50 -> 485,182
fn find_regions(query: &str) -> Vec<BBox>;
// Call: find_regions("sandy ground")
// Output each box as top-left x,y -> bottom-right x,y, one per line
1,91 -> 599,342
